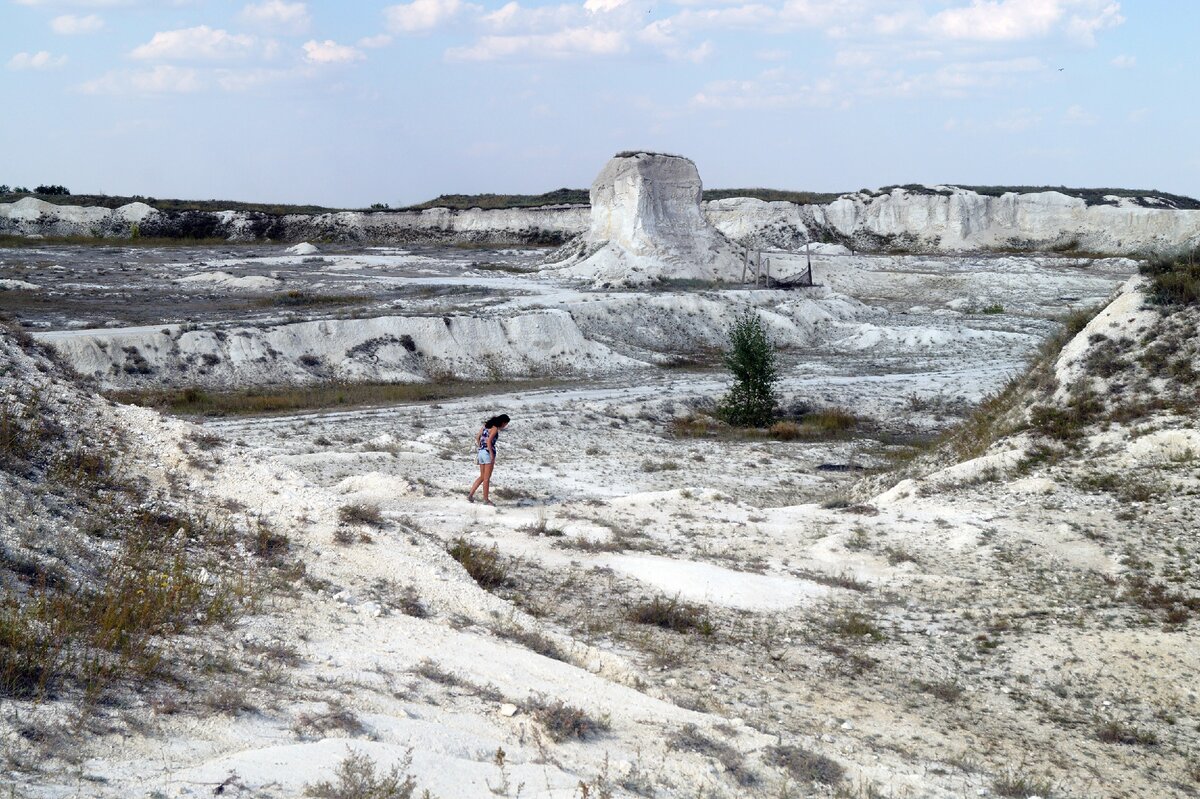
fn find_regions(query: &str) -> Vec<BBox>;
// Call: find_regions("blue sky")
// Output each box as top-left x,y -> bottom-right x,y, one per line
2,0 -> 1197,206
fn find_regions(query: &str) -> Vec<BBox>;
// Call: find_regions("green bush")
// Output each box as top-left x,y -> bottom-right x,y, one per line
1141,247 -> 1200,306
717,311 -> 779,428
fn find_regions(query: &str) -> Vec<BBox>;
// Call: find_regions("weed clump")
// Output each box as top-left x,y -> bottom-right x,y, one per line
992,769 -> 1055,798
1095,719 -> 1159,746
627,595 -> 714,635
339,502 -> 384,527
304,750 -> 430,799
447,538 -> 509,590
767,744 -> 844,786
526,697 -> 610,741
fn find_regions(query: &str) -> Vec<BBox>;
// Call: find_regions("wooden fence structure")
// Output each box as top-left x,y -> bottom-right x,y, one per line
741,241 -> 816,288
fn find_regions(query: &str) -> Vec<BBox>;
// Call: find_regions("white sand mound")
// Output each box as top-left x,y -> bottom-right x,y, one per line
0,279 -> 38,291
546,152 -> 745,286
287,242 -> 320,255
174,271 -> 282,290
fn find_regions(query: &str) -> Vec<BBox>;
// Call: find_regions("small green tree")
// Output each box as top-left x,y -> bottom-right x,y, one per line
717,310 -> 779,427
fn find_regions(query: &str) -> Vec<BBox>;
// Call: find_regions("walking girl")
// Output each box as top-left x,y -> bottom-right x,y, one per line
468,414 -> 509,505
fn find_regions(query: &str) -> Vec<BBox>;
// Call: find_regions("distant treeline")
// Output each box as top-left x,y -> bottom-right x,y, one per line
2,184 -> 1196,214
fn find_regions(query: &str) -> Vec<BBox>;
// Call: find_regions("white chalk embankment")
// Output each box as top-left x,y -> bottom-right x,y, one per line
5,185 -> 1199,254
0,196 -> 588,245
37,310 -> 639,389
35,287 -> 873,389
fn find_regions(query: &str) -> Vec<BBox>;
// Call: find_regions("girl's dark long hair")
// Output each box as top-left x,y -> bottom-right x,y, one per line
483,414 -> 510,429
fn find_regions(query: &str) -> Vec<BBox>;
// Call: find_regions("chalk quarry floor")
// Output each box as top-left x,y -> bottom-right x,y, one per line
10,245 -> 1196,798
18,365 -> 1196,799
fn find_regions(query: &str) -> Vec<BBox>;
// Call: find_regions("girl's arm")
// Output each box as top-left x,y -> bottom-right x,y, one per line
475,429 -> 482,448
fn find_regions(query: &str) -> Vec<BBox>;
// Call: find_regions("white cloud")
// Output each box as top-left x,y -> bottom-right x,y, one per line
691,68 -> 837,110
446,26 -> 626,60
131,26 -> 261,61
1066,1 -> 1122,44
7,51 -> 68,70
78,65 -> 204,94
932,55 -> 1044,95
358,33 -> 394,48
15,0 -> 129,5
926,0 -> 1123,44
1110,53 -> 1136,68
482,2 -> 583,33
385,0 -> 472,33
51,13 -> 104,34
672,4 -> 776,29
1063,103 -> 1097,124
928,0 -> 1065,41
239,1 -> 311,35
583,0 -> 627,12
302,39 -> 365,64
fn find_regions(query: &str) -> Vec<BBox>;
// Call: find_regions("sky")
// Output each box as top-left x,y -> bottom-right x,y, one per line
2,0 -> 1198,207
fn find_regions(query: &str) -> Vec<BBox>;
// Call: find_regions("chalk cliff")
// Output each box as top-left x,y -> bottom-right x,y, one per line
4,182 -> 1199,257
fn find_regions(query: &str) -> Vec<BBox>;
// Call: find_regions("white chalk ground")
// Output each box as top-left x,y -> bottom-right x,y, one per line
11,247 -> 1199,799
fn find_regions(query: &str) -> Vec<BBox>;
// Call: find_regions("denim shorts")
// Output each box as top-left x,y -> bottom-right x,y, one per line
477,449 -> 493,465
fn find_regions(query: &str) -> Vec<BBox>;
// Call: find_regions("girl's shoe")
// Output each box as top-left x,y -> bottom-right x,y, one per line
467,494 -> 476,503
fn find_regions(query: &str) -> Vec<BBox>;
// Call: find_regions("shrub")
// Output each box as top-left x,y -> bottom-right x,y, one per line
339,502 -> 384,527
526,697 -> 609,741
828,608 -> 885,641
447,538 -> 509,590
767,745 -> 844,785
627,595 -> 714,635
717,311 -> 779,428
1141,247 -> 1200,307
304,750 -> 427,799
1095,720 -> 1159,746
992,769 -> 1055,798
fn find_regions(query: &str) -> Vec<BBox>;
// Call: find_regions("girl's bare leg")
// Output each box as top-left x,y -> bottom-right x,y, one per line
480,463 -> 495,502
469,464 -> 486,499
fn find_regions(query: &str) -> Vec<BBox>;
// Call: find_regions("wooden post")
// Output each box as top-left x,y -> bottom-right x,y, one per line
742,249 -> 749,284
756,250 -> 762,286
764,254 -> 770,286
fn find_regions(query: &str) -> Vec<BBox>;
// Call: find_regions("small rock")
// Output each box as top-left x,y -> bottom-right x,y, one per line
499,703 -> 519,717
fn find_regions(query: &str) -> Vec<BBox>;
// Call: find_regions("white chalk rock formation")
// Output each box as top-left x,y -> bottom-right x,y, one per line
286,242 -> 320,255
547,152 -> 744,285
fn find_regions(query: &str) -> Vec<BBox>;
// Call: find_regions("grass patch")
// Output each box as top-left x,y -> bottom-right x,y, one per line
627,595 -> 714,636
1095,719 -> 1159,746
0,234 -> 232,248
671,407 -> 859,442
912,678 -> 965,703
109,378 -> 562,417
446,538 -> 509,590
0,507 -> 249,702
255,291 -> 370,308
